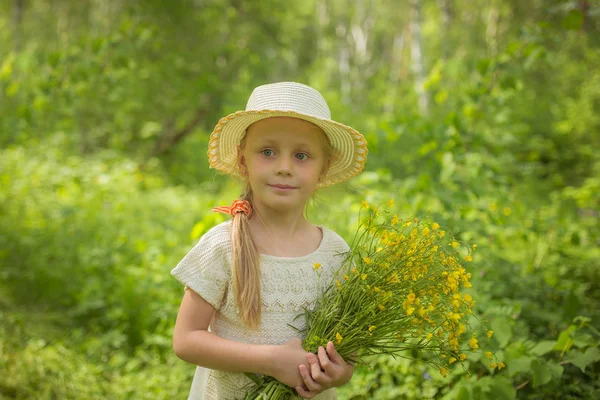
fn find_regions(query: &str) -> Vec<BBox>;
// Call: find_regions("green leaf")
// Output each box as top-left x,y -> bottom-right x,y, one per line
554,325 -> 576,353
563,291 -> 580,321
564,347 -> 600,373
488,376 -> 517,400
531,340 -> 556,357
531,359 -> 552,388
456,386 -> 471,400
546,362 -> 564,379
507,356 -> 532,376
562,9 -> 584,30
491,317 -> 513,348
573,332 -> 596,348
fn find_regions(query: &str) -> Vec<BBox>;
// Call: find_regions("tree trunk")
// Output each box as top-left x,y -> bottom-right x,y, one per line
486,2 -> 500,58
410,0 -> 429,115
437,0 -> 453,59
384,31 -> 405,115
12,0 -> 25,52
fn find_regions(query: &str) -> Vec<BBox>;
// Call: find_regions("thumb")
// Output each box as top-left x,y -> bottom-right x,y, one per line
326,341 -> 345,364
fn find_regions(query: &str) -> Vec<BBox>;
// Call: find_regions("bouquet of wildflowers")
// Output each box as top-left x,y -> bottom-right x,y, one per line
245,201 -> 492,399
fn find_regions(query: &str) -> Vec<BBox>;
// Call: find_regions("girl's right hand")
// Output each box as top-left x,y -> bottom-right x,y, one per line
270,338 -> 316,394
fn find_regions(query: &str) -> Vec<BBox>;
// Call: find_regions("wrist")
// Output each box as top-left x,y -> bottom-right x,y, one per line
258,344 -> 279,376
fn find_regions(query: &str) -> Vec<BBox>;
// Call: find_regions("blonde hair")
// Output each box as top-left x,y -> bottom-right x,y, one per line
230,186 -> 261,329
231,122 -> 334,329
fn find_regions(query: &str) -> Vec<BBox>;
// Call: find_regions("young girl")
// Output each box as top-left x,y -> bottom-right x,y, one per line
171,82 -> 368,399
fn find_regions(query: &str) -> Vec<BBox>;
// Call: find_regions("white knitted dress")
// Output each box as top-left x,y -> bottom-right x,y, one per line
170,220 -> 350,400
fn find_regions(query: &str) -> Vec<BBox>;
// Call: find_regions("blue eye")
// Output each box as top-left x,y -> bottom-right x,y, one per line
262,149 -> 274,157
296,153 -> 309,160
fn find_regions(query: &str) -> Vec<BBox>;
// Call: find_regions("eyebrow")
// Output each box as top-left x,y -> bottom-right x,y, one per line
258,138 -> 317,148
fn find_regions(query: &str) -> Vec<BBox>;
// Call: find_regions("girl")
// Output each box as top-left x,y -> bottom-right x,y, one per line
171,82 -> 368,399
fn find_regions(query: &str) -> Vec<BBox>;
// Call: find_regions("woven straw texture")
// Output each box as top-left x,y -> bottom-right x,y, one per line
207,82 -> 368,187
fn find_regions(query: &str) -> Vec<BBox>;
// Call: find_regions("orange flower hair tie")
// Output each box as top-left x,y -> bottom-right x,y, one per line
212,199 -> 252,218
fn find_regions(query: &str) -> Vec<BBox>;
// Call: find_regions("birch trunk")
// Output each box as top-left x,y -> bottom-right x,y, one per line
410,0 -> 429,115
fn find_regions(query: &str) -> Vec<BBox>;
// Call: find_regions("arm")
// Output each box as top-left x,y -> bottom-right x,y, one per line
172,287 -> 314,390
173,287 -> 273,374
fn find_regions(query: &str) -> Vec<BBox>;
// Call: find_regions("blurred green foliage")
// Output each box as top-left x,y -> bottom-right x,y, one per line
1,0 -> 599,399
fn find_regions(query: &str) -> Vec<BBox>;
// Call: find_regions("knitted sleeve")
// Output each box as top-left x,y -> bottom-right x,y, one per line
170,222 -> 232,310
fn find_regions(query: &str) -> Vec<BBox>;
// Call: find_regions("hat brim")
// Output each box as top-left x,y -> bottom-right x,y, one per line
207,110 -> 368,187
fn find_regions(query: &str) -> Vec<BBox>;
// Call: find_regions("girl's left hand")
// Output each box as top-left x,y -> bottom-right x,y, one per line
295,341 -> 354,398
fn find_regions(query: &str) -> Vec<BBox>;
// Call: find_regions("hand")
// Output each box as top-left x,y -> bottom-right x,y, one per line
269,338 -> 312,389
296,341 -> 354,398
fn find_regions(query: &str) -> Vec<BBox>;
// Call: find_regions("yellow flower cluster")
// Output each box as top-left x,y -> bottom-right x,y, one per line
302,202 -> 488,385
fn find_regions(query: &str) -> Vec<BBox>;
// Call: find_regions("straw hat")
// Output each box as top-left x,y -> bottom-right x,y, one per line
207,82 -> 368,187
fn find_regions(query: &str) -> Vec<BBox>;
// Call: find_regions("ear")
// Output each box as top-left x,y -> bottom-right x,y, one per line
236,145 -> 247,175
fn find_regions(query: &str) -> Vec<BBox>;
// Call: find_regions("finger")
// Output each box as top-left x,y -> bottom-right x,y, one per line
317,346 -> 334,374
295,385 -> 315,399
326,341 -> 345,364
300,362 -> 322,392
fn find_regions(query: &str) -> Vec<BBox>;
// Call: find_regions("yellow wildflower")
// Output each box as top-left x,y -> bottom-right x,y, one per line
335,333 -> 343,344
451,241 -> 460,248
464,294 -> 472,302
363,257 -> 372,264
388,199 -> 394,207
432,222 -> 440,230
449,337 -> 459,350
459,353 -> 467,361
313,262 -> 321,270
440,367 -> 448,377
490,362 -> 497,369
361,274 -> 368,280
498,362 -> 506,370
426,333 -> 433,341
391,214 -> 399,226
343,274 -> 349,280
449,357 -> 457,364
465,255 -> 473,262
473,243 -> 478,250
438,230 -> 446,238
378,304 -> 385,311
407,307 -> 416,316
361,200 -> 369,209
422,227 -> 430,236
336,280 -> 341,289
368,325 -> 377,332
486,330 -> 494,339
468,337 -> 479,350
485,351 -> 492,359
407,293 -> 416,302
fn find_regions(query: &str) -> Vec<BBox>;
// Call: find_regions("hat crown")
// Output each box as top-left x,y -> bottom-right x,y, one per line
245,82 -> 332,120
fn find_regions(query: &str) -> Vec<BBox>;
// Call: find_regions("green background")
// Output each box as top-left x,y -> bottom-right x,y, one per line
1,0 -> 599,398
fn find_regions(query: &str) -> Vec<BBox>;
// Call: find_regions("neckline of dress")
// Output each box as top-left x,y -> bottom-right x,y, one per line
259,225 -> 328,261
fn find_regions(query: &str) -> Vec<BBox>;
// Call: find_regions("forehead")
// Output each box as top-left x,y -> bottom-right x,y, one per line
245,117 -> 327,148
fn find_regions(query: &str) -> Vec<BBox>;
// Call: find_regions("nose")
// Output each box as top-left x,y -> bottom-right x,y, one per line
275,155 -> 292,176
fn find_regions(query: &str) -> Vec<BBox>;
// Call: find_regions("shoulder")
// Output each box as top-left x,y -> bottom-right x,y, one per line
190,220 -> 233,259
320,226 -> 351,254
200,220 -> 232,246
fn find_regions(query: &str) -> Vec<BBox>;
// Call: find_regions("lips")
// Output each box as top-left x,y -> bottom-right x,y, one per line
269,184 -> 297,189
